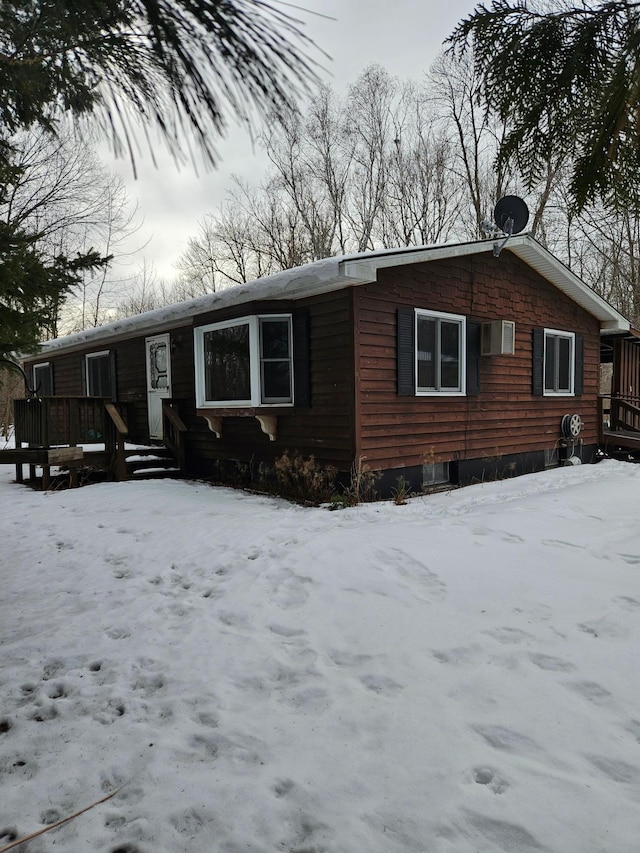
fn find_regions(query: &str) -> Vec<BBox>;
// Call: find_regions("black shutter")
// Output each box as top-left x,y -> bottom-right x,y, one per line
109,350 -> 118,401
293,311 -> 311,407
397,308 -> 415,396
574,334 -> 584,396
466,321 -> 481,396
532,327 -> 544,396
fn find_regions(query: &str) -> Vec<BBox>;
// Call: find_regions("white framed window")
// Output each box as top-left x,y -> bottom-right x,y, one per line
85,351 -> 113,397
194,315 -> 293,408
415,309 -> 466,395
544,329 -> 575,395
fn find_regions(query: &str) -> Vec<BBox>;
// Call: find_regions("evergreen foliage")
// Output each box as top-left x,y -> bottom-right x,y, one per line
0,0 -> 318,168
0,0 -> 318,357
0,218 -> 109,356
449,1 -> 640,212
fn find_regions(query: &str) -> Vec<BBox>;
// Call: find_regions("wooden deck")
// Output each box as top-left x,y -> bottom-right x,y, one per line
7,396 -> 187,487
0,446 -> 84,488
601,429 -> 640,453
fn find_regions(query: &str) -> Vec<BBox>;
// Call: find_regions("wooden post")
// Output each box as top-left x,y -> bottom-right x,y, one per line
104,403 -> 128,481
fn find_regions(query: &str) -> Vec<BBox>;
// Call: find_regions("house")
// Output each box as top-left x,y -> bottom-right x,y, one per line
17,234 -> 634,494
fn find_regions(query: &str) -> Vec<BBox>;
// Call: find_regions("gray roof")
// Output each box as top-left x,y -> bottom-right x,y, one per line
37,234 -> 629,357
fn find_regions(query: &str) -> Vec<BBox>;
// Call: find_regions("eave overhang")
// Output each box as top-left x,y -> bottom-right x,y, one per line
29,234 -> 629,360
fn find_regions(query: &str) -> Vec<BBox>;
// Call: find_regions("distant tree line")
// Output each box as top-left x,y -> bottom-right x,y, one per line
168,60 -> 640,326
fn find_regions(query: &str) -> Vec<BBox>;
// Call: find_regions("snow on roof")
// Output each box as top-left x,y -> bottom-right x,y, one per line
36,235 -> 629,357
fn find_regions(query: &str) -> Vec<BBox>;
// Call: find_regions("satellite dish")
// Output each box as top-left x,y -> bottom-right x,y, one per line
494,195 -> 529,235
491,195 -> 530,257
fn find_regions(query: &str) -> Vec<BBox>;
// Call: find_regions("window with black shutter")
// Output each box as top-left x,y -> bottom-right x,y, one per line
533,328 -> 580,396
397,308 -> 467,396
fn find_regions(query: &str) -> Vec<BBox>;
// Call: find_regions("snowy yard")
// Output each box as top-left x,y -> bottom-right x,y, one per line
1,458 -> 640,852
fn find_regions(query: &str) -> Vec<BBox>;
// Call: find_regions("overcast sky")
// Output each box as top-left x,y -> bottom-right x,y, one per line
107,0 -> 478,282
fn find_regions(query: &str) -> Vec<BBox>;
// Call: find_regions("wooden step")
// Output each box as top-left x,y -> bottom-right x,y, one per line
125,450 -> 182,479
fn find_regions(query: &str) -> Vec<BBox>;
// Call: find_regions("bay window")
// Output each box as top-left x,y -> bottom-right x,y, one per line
195,315 -> 293,407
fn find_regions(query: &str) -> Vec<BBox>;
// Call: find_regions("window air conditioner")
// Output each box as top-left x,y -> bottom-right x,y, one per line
481,320 -> 515,356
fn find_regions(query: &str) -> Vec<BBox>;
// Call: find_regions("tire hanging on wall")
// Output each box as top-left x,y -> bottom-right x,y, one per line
561,413 -> 583,438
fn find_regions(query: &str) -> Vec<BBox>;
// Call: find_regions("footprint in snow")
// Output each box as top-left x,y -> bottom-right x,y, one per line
586,754 -> 640,784
484,626 -> 533,645
471,766 -> 509,794
612,595 -> 640,610
42,659 -> 65,680
105,627 -> 131,640
269,624 -> 307,639
104,813 -> 127,829
217,610 -> 249,629
328,649 -> 372,667
282,686 -> 330,713
45,681 -> 70,699
273,778 -> 295,798
104,553 -> 129,568
541,538 -> 586,550
377,548 -> 447,599
577,619 -> 626,639
624,719 -> 640,744
131,673 -> 165,697
528,653 -> 575,672
30,703 -> 58,723
94,699 -> 126,726
565,680 -> 612,704
359,674 -> 403,696
170,807 -> 213,836
40,809 -> 61,825
432,645 -> 481,666
472,724 -> 540,755
617,553 -> 640,565
463,811 -> 544,851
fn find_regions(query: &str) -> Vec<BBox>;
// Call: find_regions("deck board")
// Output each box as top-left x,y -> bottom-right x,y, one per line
602,429 -> 640,451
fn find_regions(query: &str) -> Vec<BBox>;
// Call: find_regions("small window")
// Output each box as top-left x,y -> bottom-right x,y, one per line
416,310 -> 465,395
195,315 -> 293,407
544,329 -> 575,395
423,461 -> 450,487
86,351 -> 113,397
32,362 -> 53,396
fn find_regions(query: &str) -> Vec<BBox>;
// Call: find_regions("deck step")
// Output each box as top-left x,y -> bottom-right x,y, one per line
125,449 -> 182,479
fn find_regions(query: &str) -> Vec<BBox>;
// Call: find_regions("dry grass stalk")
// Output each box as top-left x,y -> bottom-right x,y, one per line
0,788 -> 119,852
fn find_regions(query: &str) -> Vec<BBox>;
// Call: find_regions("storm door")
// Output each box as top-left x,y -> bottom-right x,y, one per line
145,334 -> 172,439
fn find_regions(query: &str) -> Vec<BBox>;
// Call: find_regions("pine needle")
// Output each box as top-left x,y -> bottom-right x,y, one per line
0,788 -> 120,852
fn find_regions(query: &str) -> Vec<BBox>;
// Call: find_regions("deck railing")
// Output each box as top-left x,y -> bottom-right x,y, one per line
162,400 -> 187,474
13,397 -> 129,480
610,394 -> 640,433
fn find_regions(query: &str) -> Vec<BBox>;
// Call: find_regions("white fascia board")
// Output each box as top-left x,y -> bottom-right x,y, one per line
506,237 -> 629,331
340,239 -> 497,282
342,235 -> 629,332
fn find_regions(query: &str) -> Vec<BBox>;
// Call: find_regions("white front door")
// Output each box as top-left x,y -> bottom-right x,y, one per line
145,334 -> 172,439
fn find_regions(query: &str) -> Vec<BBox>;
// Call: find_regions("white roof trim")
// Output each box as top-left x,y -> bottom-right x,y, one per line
35,234 -> 628,357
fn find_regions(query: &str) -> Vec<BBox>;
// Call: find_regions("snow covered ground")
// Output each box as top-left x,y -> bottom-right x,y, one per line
1,457 -> 640,852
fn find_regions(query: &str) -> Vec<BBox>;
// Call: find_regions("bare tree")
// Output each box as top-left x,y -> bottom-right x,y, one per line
172,56 -> 638,323
1,127 -> 144,336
